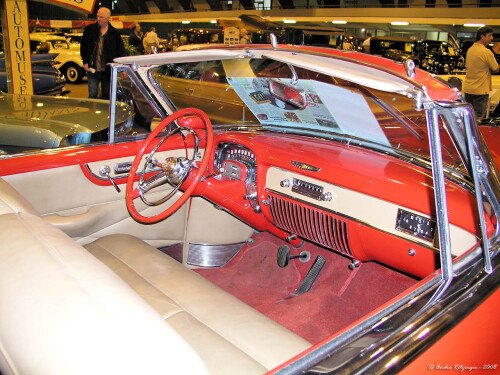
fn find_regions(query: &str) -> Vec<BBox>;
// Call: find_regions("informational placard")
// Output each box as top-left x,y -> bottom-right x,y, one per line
3,0 -> 33,94
224,27 -> 239,45
228,77 -> 390,147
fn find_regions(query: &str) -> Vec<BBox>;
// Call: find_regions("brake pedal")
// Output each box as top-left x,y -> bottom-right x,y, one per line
295,255 -> 326,296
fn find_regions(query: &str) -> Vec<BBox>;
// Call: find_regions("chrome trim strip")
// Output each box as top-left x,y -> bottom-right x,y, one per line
278,254 -> 498,374
84,163 -> 163,183
290,160 -> 321,172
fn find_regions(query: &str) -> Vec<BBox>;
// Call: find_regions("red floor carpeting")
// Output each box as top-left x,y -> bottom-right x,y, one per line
195,232 -> 418,344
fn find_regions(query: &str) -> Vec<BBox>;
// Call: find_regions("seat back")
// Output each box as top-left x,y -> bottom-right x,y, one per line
0,212 -> 209,375
0,177 -> 38,215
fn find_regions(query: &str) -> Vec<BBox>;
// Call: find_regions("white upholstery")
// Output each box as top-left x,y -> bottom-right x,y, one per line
0,212 -> 209,375
86,235 -> 311,374
0,176 -> 310,374
0,177 -> 38,215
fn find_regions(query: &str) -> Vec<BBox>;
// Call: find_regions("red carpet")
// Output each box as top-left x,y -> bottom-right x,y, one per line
195,232 -> 417,344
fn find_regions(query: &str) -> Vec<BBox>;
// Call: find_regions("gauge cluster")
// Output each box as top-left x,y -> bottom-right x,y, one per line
214,142 -> 257,183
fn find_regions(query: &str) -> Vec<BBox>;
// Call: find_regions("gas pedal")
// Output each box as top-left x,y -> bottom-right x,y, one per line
294,255 -> 326,296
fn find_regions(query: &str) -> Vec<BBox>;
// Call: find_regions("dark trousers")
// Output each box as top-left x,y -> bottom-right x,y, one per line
87,71 -> 110,99
465,93 -> 489,119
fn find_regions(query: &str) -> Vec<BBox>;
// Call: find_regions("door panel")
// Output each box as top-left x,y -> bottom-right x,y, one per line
3,152 -> 188,247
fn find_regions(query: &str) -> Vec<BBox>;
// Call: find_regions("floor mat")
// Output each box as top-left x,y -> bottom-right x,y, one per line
195,232 -> 417,344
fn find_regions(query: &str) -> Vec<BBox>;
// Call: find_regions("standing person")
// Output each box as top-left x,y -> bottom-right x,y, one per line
362,32 -> 372,53
80,7 -> 125,99
491,43 -> 500,118
463,26 -> 499,119
143,27 -> 160,54
128,23 -> 144,54
239,28 -> 251,44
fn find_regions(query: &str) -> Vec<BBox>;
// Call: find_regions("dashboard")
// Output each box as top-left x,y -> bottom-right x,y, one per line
207,133 -> 483,278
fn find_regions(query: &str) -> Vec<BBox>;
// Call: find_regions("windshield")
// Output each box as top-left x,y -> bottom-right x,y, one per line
150,57 -> 466,174
50,39 -> 70,49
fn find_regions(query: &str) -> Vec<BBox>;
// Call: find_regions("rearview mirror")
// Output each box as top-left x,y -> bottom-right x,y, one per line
268,79 -> 307,110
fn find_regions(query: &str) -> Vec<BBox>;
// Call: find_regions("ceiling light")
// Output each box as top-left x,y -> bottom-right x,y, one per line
391,21 -> 409,26
283,19 -> 296,24
332,20 -> 347,24
464,23 -> 485,27
182,20 -> 191,24
210,20 -> 217,24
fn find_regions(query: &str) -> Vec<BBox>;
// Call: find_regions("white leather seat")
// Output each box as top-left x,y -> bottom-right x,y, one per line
85,234 -> 311,374
0,177 -> 38,215
0,177 -> 310,374
0,212 -> 209,375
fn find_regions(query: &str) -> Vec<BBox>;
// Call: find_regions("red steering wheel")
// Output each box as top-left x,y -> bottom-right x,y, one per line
126,108 -> 213,224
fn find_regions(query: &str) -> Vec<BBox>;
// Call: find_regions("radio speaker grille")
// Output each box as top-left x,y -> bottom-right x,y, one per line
268,194 -> 352,256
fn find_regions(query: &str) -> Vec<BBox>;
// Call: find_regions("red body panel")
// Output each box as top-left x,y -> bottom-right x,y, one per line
400,286 -> 500,375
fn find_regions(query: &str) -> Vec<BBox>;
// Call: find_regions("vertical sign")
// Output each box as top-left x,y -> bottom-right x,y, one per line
3,0 -> 33,95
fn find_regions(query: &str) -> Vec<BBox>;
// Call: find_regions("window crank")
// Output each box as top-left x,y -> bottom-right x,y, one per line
99,165 -> 121,193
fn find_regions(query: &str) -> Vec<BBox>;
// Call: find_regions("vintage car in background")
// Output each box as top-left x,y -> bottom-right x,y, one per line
332,34 -> 364,52
413,40 -> 465,74
0,52 -> 67,95
30,33 -> 86,84
0,93 -> 134,155
369,36 -> 419,65
0,44 -> 498,374
282,26 -> 344,48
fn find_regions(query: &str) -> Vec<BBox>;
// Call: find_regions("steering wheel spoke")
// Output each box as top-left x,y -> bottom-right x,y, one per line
126,108 -> 213,223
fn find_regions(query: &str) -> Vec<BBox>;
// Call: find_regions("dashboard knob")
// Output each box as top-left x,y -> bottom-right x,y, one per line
280,179 -> 290,188
319,192 -> 332,201
244,192 -> 258,200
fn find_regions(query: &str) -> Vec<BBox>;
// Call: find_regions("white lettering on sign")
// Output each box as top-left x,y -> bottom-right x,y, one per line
4,0 -> 33,94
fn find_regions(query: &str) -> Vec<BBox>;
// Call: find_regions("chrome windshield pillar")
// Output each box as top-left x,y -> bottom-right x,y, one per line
108,64 -> 119,144
425,103 -> 454,302
463,109 -> 493,274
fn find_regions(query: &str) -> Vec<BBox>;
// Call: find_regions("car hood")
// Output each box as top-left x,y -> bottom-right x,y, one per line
0,93 -> 132,133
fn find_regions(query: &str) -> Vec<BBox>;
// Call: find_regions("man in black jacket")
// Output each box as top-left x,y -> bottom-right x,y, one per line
80,7 -> 125,99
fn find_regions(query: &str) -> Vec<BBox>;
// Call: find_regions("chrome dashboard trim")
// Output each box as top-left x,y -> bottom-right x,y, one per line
290,160 -> 321,172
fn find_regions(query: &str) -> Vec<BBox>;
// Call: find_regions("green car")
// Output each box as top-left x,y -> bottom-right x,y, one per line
0,92 -> 134,155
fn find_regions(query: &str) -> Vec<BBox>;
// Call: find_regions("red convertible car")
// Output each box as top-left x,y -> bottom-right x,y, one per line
0,44 -> 498,374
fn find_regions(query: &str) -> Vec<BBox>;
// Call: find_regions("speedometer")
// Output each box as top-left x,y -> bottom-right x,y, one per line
226,145 -> 255,164
215,142 -> 256,167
